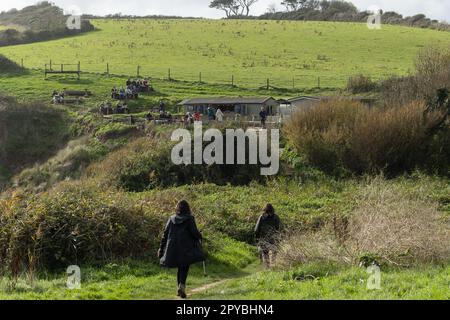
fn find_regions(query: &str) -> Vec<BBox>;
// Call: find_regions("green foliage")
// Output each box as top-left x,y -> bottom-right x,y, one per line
192,264 -> 450,300
89,136 -> 264,192
284,98 -> 450,176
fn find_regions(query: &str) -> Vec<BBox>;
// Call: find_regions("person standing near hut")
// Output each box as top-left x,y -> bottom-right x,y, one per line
259,107 -> 268,128
216,108 -> 224,122
158,200 -> 205,299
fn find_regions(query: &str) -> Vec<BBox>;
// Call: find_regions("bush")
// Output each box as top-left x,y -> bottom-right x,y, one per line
0,180 -> 166,275
284,98 -> 449,176
0,97 -> 70,186
277,178 -> 450,268
381,45 -> 450,106
87,135 -> 264,192
346,74 -> 377,93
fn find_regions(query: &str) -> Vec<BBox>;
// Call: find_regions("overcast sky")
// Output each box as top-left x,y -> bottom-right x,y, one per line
0,0 -> 449,22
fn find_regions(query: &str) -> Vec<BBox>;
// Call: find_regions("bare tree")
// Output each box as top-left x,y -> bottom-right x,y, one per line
237,0 -> 259,16
210,0 -> 259,17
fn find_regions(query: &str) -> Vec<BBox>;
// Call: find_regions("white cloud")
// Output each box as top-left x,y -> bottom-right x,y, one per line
0,0 -> 448,22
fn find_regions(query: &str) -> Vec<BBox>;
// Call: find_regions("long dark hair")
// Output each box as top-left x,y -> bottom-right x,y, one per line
176,200 -> 192,215
263,203 -> 275,216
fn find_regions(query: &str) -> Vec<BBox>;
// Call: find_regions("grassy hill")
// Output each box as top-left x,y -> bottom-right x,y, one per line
0,18 -> 449,300
0,19 -> 449,88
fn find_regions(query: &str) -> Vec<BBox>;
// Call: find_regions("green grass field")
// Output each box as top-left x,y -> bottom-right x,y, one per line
1,19 -> 450,88
1,18 -> 449,301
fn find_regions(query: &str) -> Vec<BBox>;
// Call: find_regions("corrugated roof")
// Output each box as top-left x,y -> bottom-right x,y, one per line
178,97 -> 275,106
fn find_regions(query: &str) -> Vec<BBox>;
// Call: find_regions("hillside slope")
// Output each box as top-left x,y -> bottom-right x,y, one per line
0,97 -> 70,188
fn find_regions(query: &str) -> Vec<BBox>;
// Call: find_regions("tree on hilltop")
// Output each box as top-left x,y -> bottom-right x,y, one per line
209,0 -> 259,17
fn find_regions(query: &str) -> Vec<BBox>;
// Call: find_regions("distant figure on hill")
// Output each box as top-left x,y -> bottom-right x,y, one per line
159,101 -> 166,112
255,204 -> 281,268
216,108 -> 224,122
259,107 -> 268,128
158,200 -> 204,299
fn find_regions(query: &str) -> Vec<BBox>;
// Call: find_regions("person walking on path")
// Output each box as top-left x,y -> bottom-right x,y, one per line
254,204 -> 281,268
158,200 -> 205,299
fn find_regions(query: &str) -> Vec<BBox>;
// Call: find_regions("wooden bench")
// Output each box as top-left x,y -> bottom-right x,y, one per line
64,90 -> 92,97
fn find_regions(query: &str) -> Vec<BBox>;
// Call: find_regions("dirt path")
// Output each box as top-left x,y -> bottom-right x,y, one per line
187,261 -> 263,299
190,279 -> 228,294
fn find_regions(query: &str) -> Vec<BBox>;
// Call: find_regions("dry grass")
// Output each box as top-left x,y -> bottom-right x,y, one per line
277,178 -> 450,268
284,98 -> 445,175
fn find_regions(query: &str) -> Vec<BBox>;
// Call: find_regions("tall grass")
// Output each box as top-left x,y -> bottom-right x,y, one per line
277,177 -> 450,268
284,98 -> 448,176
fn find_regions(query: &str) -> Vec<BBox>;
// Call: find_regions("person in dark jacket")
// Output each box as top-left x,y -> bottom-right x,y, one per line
254,204 -> 281,268
259,107 -> 268,128
158,200 -> 204,299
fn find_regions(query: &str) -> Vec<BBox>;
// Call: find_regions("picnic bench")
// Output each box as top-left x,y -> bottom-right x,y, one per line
64,90 -> 92,97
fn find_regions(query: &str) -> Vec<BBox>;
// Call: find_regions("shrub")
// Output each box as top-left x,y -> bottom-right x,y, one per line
276,178 -> 450,268
347,74 -> 377,93
381,45 -> 450,106
87,135 -> 264,192
0,180 -> 166,275
284,98 -> 448,176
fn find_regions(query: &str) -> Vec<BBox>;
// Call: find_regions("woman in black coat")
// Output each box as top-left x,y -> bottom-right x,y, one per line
255,204 -> 281,268
158,200 -> 204,299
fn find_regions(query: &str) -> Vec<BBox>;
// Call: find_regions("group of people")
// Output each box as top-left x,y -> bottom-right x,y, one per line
158,201 -> 281,299
52,90 -> 65,104
111,78 -> 151,100
182,107 -> 225,127
207,106 -> 225,121
99,101 -> 129,115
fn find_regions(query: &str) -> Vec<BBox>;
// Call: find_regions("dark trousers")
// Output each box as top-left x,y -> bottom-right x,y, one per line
177,266 -> 190,286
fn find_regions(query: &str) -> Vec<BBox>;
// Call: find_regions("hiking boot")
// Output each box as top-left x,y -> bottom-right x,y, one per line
178,284 -> 187,299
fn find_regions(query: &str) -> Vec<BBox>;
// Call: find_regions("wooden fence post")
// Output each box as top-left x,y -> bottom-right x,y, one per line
266,78 -> 270,90
199,72 -> 202,83
137,65 -> 140,77
168,68 -> 171,81
317,76 -> 321,89
106,63 -> 110,75
231,75 -> 234,86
